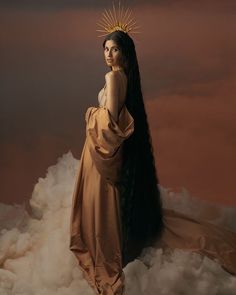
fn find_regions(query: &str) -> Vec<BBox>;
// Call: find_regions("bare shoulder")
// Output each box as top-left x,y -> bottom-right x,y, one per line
105,70 -> 120,82
105,70 -> 115,77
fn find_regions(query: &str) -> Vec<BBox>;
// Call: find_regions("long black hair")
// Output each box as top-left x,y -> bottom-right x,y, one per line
102,31 -> 164,266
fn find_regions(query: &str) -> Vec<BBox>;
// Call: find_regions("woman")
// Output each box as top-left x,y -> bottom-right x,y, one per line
70,29 -> 163,295
70,19 -> 236,295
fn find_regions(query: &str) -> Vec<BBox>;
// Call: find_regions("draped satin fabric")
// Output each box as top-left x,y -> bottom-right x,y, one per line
70,105 -> 134,295
69,103 -> 236,295
160,208 -> 236,275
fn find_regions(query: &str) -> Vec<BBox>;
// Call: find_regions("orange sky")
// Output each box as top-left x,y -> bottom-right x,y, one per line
0,1 -> 236,206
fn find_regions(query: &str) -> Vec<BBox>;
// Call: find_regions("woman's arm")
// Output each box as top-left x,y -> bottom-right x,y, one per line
105,71 -> 120,122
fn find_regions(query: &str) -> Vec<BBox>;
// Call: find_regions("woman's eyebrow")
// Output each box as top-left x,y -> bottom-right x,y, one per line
104,45 -> 118,49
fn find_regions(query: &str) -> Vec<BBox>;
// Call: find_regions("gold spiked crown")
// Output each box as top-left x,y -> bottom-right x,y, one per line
96,1 -> 141,37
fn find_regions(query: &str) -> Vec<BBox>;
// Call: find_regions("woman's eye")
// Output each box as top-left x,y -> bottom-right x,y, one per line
104,47 -> 119,52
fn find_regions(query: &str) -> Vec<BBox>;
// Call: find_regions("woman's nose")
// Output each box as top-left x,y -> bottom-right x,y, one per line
108,50 -> 112,57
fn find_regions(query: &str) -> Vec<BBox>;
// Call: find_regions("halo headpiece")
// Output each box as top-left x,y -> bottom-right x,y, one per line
96,1 -> 141,37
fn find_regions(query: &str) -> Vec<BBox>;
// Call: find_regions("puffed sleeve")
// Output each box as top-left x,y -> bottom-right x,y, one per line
85,105 -> 134,184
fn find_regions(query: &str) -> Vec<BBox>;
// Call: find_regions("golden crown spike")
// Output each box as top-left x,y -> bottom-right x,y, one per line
96,1 -> 141,37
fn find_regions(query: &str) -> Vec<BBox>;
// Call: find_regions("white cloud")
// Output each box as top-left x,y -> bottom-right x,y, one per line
0,151 -> 235,294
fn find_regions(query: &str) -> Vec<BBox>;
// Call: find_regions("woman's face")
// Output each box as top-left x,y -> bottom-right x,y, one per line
104,39 -> 123,69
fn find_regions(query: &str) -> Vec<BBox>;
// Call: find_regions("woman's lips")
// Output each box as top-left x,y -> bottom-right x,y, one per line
107,59 -> 113,62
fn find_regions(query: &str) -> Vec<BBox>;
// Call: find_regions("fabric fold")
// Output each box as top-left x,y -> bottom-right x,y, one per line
160,208 -> 236,275
85,105 -> 134,184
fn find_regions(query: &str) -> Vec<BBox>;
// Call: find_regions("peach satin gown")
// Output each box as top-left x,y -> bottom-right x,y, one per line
70,76 -> 133,294
70,74 -> 236,294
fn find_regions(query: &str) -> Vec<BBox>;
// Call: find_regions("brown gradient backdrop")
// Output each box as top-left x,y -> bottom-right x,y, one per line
0,1 -> 235,206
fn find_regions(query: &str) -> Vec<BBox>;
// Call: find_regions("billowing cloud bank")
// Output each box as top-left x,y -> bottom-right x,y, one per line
0,152 -> 236,295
